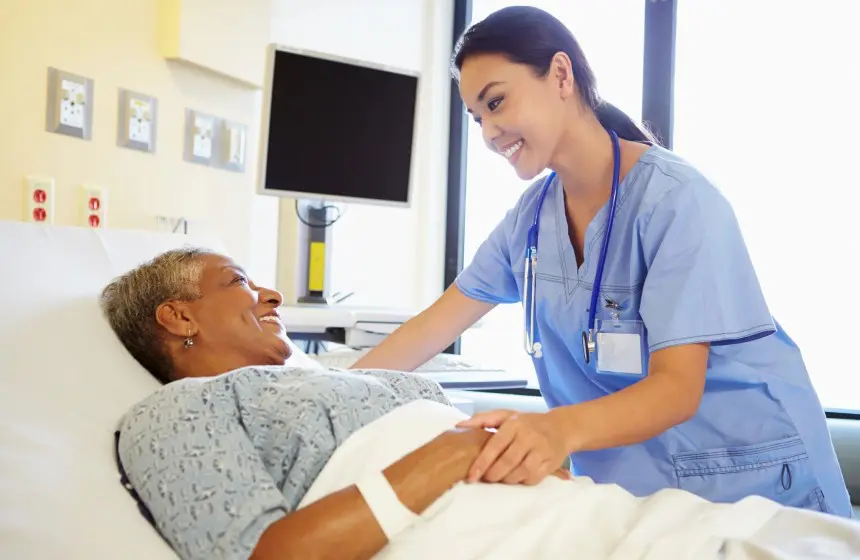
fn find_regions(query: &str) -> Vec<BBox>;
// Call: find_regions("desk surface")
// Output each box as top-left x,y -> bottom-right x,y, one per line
419,369 -> 529,392
282,304 -> 417,333
283,304 -> 489,334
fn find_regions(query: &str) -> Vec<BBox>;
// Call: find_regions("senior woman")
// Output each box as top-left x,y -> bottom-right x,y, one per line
103,248 -> 502,560
104,249 -> 860,560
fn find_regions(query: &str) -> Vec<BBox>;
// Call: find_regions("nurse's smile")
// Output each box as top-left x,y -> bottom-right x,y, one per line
499,139 -> 523,163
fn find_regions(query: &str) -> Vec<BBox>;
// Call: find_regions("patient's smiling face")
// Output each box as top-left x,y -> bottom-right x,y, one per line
156,253 -> 291,379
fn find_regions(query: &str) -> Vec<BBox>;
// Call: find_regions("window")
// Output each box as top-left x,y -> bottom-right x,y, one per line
672,1 -> 860,410
458,1 -> 645,386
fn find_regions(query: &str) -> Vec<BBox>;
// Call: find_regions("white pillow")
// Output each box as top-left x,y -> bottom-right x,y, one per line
285,340 -> 327,370
0,221 -> 316,559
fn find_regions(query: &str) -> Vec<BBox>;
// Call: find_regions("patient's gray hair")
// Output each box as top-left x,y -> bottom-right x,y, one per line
100,247 -> 215,384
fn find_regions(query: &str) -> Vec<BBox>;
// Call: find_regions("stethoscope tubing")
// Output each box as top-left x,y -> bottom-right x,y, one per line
524,130 -> 622,362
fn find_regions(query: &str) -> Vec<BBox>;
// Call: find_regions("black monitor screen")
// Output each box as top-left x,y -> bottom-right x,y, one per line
262,48 -> 418,205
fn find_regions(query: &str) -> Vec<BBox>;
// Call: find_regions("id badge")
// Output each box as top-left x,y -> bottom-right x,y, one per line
594,318 -> 647,376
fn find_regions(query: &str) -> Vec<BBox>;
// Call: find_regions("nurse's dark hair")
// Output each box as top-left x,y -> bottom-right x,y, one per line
452,6 -> 657,145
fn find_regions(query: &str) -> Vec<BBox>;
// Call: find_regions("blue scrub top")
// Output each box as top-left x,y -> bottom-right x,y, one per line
456,145 -> 852,517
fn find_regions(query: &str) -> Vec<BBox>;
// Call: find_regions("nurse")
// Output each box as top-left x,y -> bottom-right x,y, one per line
352,6 -> 852,517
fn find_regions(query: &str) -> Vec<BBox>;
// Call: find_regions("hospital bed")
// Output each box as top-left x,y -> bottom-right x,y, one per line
4,220 -> 860,560
0,220 -> 481,559
0,221 -> 286,559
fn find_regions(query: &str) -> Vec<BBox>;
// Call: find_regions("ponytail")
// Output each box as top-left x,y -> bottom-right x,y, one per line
594,101 -> 658,145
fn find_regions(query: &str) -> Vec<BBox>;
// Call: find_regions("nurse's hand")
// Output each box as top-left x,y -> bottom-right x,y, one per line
456,409 -> 569,485
551,468 -> 573,481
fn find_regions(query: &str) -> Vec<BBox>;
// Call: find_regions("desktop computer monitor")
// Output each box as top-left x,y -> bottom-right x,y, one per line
257,44 -> 420,208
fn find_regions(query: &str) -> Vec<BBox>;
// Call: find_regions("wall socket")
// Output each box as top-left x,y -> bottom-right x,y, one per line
117,88 -> 158,153
46,67 -> 94,140
23,176 -> 55,224
219,119 -> 247,172
80,185 -> 107,228
183,109 -> 217,166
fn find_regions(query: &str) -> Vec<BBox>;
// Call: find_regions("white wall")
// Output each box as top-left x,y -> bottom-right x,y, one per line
270,0 -> 453,310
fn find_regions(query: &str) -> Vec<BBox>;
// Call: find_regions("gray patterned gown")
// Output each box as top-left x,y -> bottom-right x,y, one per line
117,366 -> 452,560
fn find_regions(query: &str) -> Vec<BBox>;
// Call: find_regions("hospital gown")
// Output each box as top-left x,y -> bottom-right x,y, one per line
117,366 -> 451,560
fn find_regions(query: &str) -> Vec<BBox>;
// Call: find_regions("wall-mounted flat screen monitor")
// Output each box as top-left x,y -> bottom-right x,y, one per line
257,44 -> 420,207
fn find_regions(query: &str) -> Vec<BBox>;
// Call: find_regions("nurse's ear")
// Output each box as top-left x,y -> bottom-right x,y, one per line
549,52 -> 576,100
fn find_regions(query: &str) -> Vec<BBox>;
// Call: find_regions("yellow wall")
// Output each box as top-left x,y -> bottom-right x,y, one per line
0,0 -> 274,271
0,0 -> 453,309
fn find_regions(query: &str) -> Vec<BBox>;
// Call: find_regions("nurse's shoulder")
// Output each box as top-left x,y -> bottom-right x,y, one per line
631,146 -> 739,235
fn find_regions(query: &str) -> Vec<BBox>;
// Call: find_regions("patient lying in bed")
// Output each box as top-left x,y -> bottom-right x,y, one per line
105,249 -> 860,560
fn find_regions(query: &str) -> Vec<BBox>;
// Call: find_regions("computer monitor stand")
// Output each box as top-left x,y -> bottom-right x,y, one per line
298,201 -> 333,305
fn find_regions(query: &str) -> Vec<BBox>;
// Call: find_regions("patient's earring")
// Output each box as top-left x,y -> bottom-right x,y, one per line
184,330 -> 194,349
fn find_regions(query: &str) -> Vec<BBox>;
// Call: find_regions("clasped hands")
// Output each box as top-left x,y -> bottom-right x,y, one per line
456,409 -> 571,485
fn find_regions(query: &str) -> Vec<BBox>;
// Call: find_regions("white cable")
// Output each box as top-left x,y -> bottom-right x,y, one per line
355,471 -> 419,541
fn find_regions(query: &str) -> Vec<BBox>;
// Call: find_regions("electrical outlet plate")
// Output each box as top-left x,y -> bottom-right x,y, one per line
45,67 -> 94,140
80,185 -> 107,228
23,176 -> 55,224
117,88 -> 157,152
219,119 -> 247,172
184,109 -> 218,165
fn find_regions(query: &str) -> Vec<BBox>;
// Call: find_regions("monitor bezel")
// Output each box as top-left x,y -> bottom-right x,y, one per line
256,43 -> 421,209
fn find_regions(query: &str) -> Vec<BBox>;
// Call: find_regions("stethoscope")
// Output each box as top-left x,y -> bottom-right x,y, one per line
523,129 -> 622,363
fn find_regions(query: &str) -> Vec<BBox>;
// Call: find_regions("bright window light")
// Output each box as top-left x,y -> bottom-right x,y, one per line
673,0 -> 860,410
459,1 -> 644,387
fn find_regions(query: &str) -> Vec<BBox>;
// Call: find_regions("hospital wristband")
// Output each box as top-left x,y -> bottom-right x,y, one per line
355,471 -> 419,541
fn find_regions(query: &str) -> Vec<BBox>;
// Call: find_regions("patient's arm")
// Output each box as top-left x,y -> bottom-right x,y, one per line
253,427 -> 490,560
120,406 -> 491,560
352,285 -> 494,371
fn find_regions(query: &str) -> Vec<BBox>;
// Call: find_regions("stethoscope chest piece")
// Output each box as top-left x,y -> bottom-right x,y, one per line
533,342 -> 543,359
582,330 -> 595,364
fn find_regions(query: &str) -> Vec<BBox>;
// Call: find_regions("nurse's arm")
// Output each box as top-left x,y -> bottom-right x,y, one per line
350,285 -> 494,371
556,343 -> 709,452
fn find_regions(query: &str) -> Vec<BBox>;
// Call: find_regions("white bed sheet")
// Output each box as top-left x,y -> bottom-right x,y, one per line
4,220 -> 856,559
300,400 -> 860,559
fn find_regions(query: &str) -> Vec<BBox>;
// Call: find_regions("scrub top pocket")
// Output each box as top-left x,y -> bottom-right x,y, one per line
672,436 -> 832,514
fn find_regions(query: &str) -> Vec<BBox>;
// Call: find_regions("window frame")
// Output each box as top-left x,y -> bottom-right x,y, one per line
442,0 -> 473,354
440,0 -> 858,420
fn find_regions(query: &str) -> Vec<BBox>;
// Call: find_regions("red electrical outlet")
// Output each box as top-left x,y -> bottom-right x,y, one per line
80,185 -> 107,228
23,176 -> 55,224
